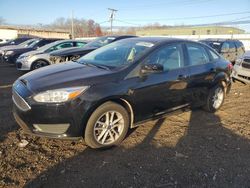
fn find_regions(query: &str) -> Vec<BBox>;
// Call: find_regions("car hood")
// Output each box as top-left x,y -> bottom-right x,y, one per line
2,46 -> 32,52
0,45 -> 23,51
18,61 -> 114,93
50,46 -> 97,56
20,50 -> 44,57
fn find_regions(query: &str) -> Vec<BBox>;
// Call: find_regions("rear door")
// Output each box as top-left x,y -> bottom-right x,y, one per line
184,42 -> 216,104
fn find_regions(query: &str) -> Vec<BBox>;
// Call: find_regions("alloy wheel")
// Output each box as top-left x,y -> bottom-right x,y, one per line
212,87 -> 224,109
93,111 -> 125,145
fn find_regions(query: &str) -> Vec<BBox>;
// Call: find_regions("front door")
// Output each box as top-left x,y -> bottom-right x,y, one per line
129,43 -> 190,122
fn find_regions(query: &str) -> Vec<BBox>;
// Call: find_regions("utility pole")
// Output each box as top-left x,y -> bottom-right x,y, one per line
108,8 -> 117,34
71,10 -> 74,39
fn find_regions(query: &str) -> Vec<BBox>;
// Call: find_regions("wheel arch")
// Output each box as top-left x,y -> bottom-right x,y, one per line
213,72 -> 230,89
81,96 -> 135,136
31,58 -> 50,69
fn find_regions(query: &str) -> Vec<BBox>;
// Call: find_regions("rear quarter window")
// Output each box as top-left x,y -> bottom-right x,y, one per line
208,48 -> 220,60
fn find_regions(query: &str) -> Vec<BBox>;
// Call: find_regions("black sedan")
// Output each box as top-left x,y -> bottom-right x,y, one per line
3,38 -> 61,63
13,37 -> 232,148
49,35 -> 136,63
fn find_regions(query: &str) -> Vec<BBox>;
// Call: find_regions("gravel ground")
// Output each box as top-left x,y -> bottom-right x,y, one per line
0,63 -> 250,188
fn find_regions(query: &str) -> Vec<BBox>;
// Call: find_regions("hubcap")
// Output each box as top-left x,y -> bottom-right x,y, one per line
212,87 -> 224,109
34,61 -> 47,69
93,111 -> 124,145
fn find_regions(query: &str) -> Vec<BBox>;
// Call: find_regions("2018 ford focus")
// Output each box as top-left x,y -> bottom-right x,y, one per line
12,37 -> 232,148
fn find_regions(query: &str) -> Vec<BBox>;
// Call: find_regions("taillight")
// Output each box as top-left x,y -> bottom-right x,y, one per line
227,63 -> 233,70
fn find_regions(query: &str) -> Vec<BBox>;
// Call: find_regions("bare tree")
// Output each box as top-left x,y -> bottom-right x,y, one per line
46,17 -> 103,37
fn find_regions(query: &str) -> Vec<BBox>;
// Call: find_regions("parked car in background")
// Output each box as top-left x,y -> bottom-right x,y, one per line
13,37 -> 232,149
49,35 -> 136,64
16,40 -> 87,70
0,39 -> 37,63
2,38 -> 61,64
233,51 -> 250,84
200,39 -> 245,64
0,39 -> 10,44
0,37 -> 33,47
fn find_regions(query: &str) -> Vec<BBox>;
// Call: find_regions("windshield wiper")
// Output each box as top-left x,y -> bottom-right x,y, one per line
81,62 -> 110,70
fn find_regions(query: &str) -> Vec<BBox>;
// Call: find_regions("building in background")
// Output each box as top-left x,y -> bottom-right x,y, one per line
136,26 -> 245,36
0,25 -> 70,39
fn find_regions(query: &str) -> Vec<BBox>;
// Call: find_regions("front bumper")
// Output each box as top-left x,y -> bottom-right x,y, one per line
16,59 -> 32,71
12,84 -> 90,139
232,65 -> 250,84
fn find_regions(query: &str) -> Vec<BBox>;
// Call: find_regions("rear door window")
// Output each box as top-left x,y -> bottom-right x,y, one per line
75,42 -> 86,47
186,43 -> 210,66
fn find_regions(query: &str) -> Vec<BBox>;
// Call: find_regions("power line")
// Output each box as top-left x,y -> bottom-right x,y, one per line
115,19 -> 141,26
120,11 -> 250,22
119,0 -> 214,11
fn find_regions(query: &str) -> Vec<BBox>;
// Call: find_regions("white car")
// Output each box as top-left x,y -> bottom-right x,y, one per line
0,39 -> 9,44
233,51 -> 250,84
16,40 -> 87,71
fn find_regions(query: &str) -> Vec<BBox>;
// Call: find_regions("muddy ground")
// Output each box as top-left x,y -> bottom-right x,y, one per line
0,63 -> 250,188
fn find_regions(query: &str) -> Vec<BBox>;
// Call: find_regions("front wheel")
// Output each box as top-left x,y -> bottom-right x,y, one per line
31,60 -> 49,70
203,84 -> 226,113
84,102 -> 129,149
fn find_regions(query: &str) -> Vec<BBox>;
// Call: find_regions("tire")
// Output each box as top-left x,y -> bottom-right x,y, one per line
203,83 -> 226,113
84,102 -> 129,149
31,60 -> 49,70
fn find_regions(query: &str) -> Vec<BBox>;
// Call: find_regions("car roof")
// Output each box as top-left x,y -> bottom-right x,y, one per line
117,37 -> 188,45
200,38 -> 241,42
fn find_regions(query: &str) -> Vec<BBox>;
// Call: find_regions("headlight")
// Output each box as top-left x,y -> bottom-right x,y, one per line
235,58 -> 243,65
33,86 -> 89,103
18,54 -> 33,60
5,51 -> 14,56
0,50 -> 3,55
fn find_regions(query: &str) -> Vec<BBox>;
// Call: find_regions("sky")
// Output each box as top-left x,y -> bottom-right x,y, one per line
0,0 -> 250,31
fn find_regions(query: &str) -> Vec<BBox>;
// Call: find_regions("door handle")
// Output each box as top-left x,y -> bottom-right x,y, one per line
178,74 -> 187,80
210,68 -> 216,73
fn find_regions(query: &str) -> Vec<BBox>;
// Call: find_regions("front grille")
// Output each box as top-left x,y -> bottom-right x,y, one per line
242,59 -> 250,69
12,90 -> 31,111
238,74 -> 250,81
244,58 -> 250,63
16,62 -> 22,69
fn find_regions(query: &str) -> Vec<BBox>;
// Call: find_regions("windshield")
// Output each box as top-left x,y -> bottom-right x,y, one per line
78,40 -> 154,68
18,39 -> 36,47
28,39 -> 41,48
84,36 -> 116,48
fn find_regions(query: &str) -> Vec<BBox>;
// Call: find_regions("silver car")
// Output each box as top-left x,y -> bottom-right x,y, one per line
16,40 -> 87,71
233,51 -> 250,84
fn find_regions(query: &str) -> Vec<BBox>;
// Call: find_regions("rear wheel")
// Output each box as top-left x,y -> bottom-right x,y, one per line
84,102 -> 129,149
31,60 -> 49,70
203,83 -> 226,112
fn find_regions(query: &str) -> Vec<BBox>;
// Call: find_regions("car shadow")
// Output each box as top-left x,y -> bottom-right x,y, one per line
24,109 -> 250,187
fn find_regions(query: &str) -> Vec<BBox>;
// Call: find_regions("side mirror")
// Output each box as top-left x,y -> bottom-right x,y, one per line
141,64 -> 164,74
